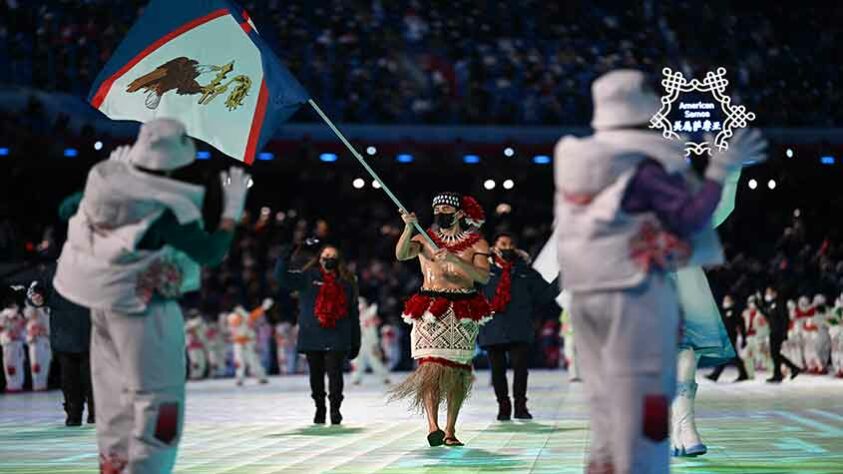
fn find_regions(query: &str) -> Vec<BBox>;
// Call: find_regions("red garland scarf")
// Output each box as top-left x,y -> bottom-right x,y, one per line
314,269 -> 348,329
426,229 -> 482,253
489,256 -> 513,313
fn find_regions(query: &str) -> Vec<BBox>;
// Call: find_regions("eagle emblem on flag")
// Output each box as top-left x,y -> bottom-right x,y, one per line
126,57 -> 252,111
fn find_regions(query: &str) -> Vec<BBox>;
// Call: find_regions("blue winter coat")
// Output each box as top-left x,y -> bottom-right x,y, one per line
274,257 -> 360,356
479,260 -> 558,347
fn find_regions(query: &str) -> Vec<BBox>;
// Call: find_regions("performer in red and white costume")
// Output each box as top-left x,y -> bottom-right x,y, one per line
390,192 -> 491,448
803,295 -> 831,374
205,317 -> 227,378
380,324 -> 402,371
1,287 -> 27,393
227,299 -> 273,386
829,293 -> 843,378
184,311 -> 208,380
739,295 -> 768,379
351,297 -> 390,385
25,282 -> 53,391
793,296 -> 816,370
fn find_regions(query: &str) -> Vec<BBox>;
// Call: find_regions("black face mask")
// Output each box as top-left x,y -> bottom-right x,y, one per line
434,213 -> 456,229
500,249 -> 517,261
322,258 -> 338,271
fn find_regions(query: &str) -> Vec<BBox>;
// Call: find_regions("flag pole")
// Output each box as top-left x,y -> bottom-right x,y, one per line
308,99 -> 437,249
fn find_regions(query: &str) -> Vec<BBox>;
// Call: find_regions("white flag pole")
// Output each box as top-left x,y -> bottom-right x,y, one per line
308,99 -> 437,249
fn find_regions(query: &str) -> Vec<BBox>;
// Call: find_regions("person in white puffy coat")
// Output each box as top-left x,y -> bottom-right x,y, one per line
227,299 -> 273,386
184,311 -> 208,380
25,282 -> 52,391
0,287 -> 27,393
351,298 -> 390,385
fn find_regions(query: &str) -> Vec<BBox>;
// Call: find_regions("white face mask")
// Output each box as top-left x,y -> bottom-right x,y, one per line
764,294 -> 774,302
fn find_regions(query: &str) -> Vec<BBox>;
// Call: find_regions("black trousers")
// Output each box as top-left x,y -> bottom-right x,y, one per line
770,336 -> 800,379
708,334 -> 749,381
486,343 -> 530,402
57,352 -> 93,414
305,351 -> 346,402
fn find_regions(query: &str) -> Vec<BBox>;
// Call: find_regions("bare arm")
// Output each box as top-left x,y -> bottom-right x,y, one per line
395,210 -> 423,261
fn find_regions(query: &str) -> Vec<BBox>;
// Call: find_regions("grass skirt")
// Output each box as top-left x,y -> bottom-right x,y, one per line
387,359 -> 472,413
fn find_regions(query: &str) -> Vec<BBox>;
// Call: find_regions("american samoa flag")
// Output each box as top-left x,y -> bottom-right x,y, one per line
89,0 -> 308,164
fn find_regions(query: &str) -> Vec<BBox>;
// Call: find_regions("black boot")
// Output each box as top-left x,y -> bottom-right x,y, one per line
313,396 -> 327,424
65,403 -> 83,427
329,395 -> 343,425
86,398 -> 95,425
497,398 -> 512,421
513,399 -> 533,420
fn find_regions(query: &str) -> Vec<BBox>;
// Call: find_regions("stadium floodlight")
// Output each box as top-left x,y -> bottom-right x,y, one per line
463,154 -> 480,164
786,148 -> 794,158
353,178 -> 365,189
532,155 -> 551,164
504,147 -> 515,157
396,154 -> 414,163
748,179 -> 758,190
196,150 -> 211,160
484,179 -> 496,190
366,146 -> 377,156
64,148 -> 78,158
503,179 -> 515,190
94,141 -> 103,151
820,156 -> 835,165
319,153 -> 338,162
372,180 -> 382,189
767,179 -> 776,190
258,152 -> 274,161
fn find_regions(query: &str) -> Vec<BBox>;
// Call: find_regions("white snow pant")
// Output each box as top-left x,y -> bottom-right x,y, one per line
91,300 -> 185,474
782,332 -> 804,370
2,341 -> 25,392
571,275 -> 679,474
277,347 -> 298,375
233,342 -> 265,382
740,335 -> 759,379
186,348 -> 207,380
803,330 -> 830,373
206,346 -> 226,378
351,342 -> 389,383
28,337 -> 52,391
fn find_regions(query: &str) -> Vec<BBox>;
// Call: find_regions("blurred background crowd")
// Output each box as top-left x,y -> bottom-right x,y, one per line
0,1 -> 840,125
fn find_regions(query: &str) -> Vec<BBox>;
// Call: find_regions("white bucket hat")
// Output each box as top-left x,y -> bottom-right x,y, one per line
590,69 -> 661,131
126,118 -> 196,171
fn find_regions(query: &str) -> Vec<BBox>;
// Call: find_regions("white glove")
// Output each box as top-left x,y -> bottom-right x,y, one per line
109,145 -> 132,163
221,166 -> 251,221
261,298 -> 274,310
705,128 -> 768,182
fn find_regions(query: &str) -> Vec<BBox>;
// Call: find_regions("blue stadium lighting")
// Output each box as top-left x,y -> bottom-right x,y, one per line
820,156 -> 835,165
64,148 -> 78,158
463,154 -> 480,164
319,153 -> 338,162
532,155 -> 551,165
396,154 -> 414,163
196,151 -> 211,160
0,147 -> 8,156
258,152 -> 274,161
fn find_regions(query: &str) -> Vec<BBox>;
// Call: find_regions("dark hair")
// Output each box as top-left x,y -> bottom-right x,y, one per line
493,232 -> 515,245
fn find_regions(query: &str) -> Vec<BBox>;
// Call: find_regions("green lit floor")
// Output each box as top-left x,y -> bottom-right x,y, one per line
1,369 -> 841,473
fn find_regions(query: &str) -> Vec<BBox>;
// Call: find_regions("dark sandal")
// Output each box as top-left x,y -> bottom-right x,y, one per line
443,437 -> 464,447
427,429 -> 446,447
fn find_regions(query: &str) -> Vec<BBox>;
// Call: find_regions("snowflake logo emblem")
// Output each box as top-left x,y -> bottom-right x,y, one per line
649,67 -> 756,156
